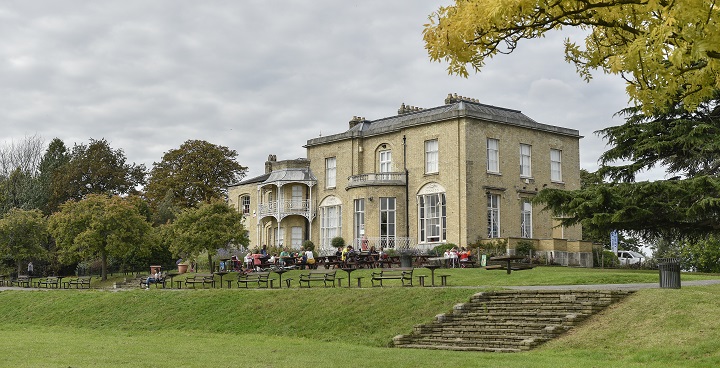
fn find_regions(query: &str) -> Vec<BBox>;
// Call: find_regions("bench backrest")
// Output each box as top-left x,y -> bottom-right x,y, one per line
187,274 -> 214,281
239,272 -> 270,279
308,270 -> 335,276
376,268 -> 413,276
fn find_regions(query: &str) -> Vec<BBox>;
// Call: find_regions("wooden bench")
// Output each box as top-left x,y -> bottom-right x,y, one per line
231,272 -> 271,288
63,276 -> 91,289
370,268 -> 414,287
36,277 -> 61,289
184,274 -> 215,289
298,270 -> 336,288
11,275 -> 31,288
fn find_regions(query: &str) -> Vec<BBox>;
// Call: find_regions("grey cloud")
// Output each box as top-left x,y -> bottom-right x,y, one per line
0,0 -> 644,181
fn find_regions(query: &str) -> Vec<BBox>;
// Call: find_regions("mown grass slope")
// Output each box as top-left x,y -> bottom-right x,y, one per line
1,267 -> 719,367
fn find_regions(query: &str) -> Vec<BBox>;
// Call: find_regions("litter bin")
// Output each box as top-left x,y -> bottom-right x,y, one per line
658,258 -> 681,289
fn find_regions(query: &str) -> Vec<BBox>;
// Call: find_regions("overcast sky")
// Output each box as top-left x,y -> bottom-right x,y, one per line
1,1 -> 660,181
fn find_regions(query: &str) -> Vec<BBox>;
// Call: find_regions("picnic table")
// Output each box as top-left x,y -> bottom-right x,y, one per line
487,255 -> 535,274
273,268 -> 290,288
422,264 -> 441,287
214,271 -> 229,288
340,267 -> 357,288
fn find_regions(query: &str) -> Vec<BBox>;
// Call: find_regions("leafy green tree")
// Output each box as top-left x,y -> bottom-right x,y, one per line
0,208 -> 48,275
0,168 -> 41,213
169,201 -> 249,272
145,140 -> 247,210
536,96 -> 720,241
48,194 -> 152,281
651,236 -> 720,273
54,138 -> 146,201
38,138 -> 70,214
423,0 -> 720,113
153,189 -> 180,225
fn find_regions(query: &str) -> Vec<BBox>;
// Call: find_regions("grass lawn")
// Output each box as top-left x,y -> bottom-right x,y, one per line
1,267 -> 719,367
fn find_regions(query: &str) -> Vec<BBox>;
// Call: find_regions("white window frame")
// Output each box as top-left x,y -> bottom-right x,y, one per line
240,195 -> 250,215
325,157 -> 336,188
291,185 -> 303,209
379,150 -> 392,173
380,197 -> 396,247
291,226 -> 303,248
320,205 -> 341,249
520,144 -> 532,178
354,198 -> 365,246
425,139 -> 439,174
276,227 -> 284,247
418,192 -> 446,243
487,138 -> 499,173
487,193 -> 501,238
551,149 -> 562,182
521,200 -> 532,238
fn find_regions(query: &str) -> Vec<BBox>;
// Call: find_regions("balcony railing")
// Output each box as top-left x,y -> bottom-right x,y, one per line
257,199 -> 315,219
351,237 -> 415,250
346,172 -> 406,189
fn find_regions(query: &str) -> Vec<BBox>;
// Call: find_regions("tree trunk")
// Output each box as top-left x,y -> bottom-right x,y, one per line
101,251 -> 108,281
207,253 -> 213,273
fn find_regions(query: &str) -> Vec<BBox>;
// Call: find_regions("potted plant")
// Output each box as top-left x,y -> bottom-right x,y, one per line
396,244 -> 421,268
177,261 -> 189,274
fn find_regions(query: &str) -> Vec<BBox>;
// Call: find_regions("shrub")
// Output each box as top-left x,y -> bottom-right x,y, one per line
302,240 -> 315,251
478,239 -> 508,256
515,240 -> 535,256
593,248 -> 619,268
331,237 -> 345,249
430,243 -> 456,256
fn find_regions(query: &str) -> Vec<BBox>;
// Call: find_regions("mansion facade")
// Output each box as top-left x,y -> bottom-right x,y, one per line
228,94 -> 593,267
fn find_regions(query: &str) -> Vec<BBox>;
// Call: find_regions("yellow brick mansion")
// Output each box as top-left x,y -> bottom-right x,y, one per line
228,94 -> 593,267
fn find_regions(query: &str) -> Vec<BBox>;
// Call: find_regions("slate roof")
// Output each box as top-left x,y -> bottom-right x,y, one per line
230,173 -> 270,187
306,100 -> 581,147
262,167 -> 317,184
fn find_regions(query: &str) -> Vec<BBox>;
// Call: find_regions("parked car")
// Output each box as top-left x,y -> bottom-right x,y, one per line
617,250 -> 646,265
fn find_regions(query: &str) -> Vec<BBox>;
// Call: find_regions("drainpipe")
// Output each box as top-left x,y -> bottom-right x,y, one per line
403,135 -> 410,242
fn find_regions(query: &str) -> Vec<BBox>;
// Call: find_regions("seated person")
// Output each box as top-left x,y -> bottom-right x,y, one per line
279,249 -> 290,266
244,252 -> 253,270
304,249 -> 315,269
145,271 -> 162,289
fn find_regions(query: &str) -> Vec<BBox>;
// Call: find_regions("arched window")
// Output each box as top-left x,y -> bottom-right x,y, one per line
417,183 -> 446,244
319,196 -> 342,249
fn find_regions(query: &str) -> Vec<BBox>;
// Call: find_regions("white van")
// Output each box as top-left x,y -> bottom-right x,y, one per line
617,250 -> 646,265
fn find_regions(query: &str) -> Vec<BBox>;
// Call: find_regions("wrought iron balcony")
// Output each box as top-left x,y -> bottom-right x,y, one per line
257,199 -> 315,220
346,172 -> 406,189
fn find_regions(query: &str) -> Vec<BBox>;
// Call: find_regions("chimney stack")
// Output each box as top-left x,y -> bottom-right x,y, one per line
398,103 -> 424,115
349,115 -> 366,129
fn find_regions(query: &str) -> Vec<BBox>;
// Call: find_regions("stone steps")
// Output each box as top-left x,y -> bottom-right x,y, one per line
393,290 -> 632,352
